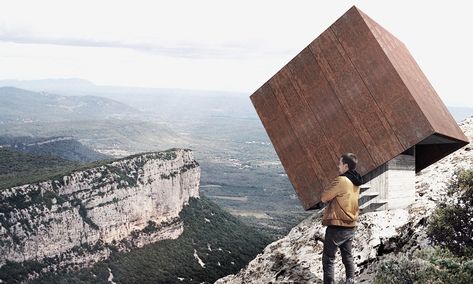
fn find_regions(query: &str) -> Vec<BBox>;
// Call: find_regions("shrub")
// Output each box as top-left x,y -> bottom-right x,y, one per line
374,247 -> 473,284
427,168 -> 473,257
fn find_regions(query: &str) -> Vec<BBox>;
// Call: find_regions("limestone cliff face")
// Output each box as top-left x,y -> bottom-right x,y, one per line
0,148 -> 200,270
216,117 -> 473,284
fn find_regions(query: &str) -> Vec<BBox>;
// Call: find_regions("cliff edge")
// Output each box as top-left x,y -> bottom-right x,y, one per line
0,148 -> 200,273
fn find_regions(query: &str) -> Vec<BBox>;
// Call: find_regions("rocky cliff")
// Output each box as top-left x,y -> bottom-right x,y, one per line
216,117 -> 473,284
0,148 -> 200,273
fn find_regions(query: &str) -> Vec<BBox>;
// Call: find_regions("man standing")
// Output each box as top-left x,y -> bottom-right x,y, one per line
320,153 -> 363,284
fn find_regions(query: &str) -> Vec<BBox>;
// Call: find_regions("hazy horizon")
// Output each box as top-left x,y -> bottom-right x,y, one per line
1,1 -> 473,107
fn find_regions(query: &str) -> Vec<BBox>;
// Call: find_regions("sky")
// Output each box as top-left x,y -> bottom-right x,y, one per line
0,0 -> 472,107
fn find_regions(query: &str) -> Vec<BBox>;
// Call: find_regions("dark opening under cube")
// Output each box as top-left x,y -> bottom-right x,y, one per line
250,6 -> 469,210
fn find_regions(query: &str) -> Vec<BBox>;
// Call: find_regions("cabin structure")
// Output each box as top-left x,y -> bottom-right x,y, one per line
250,6 -> 469,211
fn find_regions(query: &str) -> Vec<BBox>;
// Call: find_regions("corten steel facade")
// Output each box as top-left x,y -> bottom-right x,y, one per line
250,6 -> 469,210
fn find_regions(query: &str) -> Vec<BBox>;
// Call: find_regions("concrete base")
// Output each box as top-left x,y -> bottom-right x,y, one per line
361,150 -> 415,211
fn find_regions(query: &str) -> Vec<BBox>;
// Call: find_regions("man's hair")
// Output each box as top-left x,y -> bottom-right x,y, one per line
341,153 -> 358,170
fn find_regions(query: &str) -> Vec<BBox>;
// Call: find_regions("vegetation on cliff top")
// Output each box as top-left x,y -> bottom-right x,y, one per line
0,148 -> 80,189
0,147 -> 186,190
0,136 -> 110,163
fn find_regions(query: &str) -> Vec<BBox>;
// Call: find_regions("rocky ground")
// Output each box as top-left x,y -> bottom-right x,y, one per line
216,117 -> 473,284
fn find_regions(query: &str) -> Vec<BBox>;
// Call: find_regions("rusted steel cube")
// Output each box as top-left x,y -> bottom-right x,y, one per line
250,6 -> 469,210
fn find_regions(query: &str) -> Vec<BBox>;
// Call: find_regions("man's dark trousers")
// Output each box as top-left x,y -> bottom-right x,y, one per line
322,225 -> 356,284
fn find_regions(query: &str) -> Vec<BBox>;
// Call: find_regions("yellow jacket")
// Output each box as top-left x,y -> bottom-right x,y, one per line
320,174 -> 361,227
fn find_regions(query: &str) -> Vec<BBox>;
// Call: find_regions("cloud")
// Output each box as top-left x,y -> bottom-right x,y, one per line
0,23 -> 292,60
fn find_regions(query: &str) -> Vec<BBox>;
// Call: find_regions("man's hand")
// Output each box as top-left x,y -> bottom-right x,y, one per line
320,177 -> 343,203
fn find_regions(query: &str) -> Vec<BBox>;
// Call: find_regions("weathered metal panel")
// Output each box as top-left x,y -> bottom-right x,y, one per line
309,28 -> 404,168
250,83 -> 322,209
286,47 -> 375,176
355,8 -> 467,143
269,68 -> 333,190
330,7 -> 434,147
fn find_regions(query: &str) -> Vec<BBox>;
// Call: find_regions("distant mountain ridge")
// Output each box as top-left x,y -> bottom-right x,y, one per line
0,78 -> 244,97
0,86 -> 194,156
0,78 -> 96,92
0,86 -> 140,123
0,78 -> 470,121
0,120 -> 191,158
0,79 -> 255,122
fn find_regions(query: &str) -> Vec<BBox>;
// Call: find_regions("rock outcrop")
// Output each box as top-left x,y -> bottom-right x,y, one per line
216,117 -> 473,284
0,148 -> 200,273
